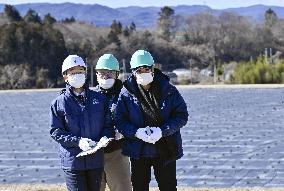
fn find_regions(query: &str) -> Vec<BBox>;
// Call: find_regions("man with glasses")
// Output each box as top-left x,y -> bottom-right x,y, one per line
95,54 -> 132,191
115,50 -> 188,191
50,55 -> 114,191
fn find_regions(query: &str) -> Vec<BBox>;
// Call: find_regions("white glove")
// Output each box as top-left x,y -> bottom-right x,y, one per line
136,128 -> 147,140
89,140 -> 97,147
98,136 -> 113,148
79,138 -> 93,151
136,128 -> 153,143
149,127 -> 162,144
115,129 -> 124,140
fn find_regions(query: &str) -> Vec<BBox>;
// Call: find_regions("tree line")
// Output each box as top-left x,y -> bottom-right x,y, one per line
0,5 -> 283,89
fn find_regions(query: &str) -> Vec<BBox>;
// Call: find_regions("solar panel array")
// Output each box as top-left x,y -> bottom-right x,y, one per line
0,88 -> 284,187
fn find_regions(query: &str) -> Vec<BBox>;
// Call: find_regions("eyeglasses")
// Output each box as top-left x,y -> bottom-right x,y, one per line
133,66 -> 153,74
66,68 -> 86,75
96,71 -> 117,79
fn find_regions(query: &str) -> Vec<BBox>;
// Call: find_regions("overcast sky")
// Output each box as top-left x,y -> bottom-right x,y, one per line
0,0 -> 284,9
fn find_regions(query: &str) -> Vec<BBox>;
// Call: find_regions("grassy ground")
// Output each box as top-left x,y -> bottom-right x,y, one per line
0,185 -> 283,191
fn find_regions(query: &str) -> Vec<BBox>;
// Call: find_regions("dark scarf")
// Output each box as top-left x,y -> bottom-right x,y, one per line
124,73 -> 163,127
137,80 -> 163,127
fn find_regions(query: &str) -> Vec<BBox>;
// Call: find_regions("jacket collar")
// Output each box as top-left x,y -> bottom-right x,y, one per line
61,83 -> 90,99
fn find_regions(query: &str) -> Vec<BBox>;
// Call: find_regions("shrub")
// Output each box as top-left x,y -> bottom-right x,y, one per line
230,56 -> 284,84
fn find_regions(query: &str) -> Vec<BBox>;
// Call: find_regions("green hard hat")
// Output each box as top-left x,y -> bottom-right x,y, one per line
96,54 -> 120,71
130,50 -> 154,69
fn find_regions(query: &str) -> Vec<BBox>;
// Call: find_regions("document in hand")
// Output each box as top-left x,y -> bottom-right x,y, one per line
76,138 -> 114,157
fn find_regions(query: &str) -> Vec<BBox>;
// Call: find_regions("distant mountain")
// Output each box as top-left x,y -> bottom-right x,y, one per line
0,3 -> 284,28
224,5 -> 284,21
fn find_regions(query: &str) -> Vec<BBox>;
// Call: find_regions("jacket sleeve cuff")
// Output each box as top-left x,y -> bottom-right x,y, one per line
160,124 -> 175,137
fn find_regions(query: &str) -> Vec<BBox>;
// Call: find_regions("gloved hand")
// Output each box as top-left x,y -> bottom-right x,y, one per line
135,128 -> 152,143
79,138 -> 93,151
115,129 -> 124,140
149,127 -> 162,144
89,140 -> 97,147
98,136 -> 113,148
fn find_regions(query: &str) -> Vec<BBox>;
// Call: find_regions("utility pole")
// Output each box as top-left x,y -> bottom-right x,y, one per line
213,63 -> 216,84
189,59 -> 193,84
265,48 -> 268,64
122,59 -> 126,82
213,49 -> 217,84
223,65 -> 225,82
87,58 -> 94,87
269,48 -> 273,64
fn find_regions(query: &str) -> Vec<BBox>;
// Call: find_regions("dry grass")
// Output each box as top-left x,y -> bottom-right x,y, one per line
0,185 -> 283,191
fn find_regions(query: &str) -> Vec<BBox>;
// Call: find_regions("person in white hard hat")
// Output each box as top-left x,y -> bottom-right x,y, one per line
50,55 -> 114,191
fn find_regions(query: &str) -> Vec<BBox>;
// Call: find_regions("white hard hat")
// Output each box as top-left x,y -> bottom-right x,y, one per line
62,55 -> 86,74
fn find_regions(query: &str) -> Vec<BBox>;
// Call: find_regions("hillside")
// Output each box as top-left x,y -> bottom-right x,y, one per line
0,3 -> 284,27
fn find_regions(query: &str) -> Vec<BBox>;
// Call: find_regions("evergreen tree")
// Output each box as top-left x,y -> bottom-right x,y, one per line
110,20 -> 122,35
62,16 -> 76,23
24,9 -> 42,23
265,8 -> 278,27
129,22 -> 136,32
157,6 -> 175,42
96,36 -> 108,50
4,5 -> 22,22
123,26 -> 130,37
107,30 -> 121,46
43,13 -> 56,25
0,21 -> 67,87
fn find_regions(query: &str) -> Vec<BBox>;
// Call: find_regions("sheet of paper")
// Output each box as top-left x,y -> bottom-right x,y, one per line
76,138 -> 114,157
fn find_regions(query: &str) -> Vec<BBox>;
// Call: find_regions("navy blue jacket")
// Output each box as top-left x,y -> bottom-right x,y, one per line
114,70 -> 188,160
50,84 -> 114,170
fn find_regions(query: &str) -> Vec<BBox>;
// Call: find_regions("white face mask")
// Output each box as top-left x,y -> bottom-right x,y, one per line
97,78 -> 115,89
67,73 -> 86,88
136,72 -> 153,86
